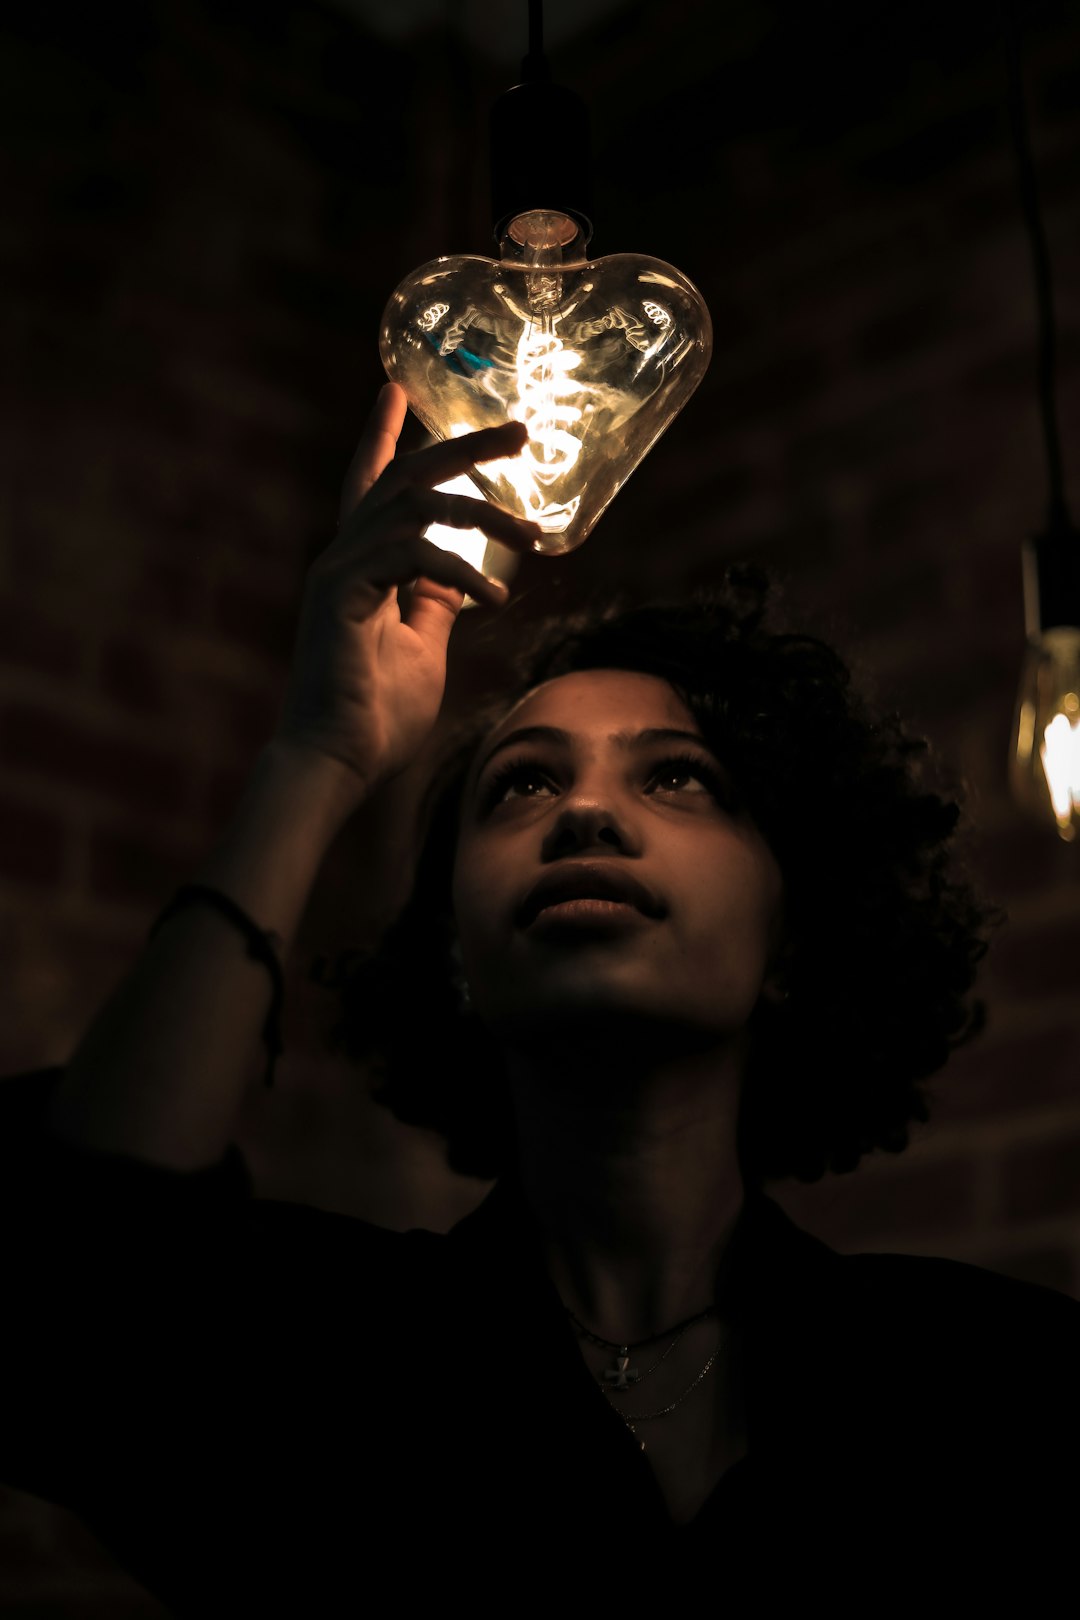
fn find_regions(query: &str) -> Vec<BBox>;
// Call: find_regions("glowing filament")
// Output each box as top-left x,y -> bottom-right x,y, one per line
514,324 -> 583,480
1040,706 -> 1080,827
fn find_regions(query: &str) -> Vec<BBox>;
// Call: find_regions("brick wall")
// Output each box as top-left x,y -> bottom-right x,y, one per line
2,0 -> 1078,1609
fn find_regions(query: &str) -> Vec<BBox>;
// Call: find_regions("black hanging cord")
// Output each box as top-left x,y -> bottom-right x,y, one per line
1000,0 -> 1072,534
491,0 -> 592,243
524,0 -> 549,82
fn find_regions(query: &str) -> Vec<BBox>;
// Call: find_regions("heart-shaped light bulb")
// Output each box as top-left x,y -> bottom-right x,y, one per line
379,216 -> 712,570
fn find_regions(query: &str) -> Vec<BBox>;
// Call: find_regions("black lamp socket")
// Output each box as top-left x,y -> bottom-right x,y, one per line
1022,528 -> 1080,637
489,78 -> 593,246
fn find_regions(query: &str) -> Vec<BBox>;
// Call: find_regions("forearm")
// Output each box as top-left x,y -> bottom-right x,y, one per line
47,738 -> 362,1170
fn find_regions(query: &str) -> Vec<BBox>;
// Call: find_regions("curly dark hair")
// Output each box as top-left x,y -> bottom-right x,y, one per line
314,564 -> 1006,1191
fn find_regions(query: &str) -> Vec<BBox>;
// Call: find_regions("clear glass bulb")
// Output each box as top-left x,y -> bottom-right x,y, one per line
380,209 -> 713,586
1009,625 -> 1080,841
419,470 -> 518,602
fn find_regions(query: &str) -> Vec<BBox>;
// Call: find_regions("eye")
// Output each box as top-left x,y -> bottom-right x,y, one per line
481,758 -> 558,810
647,753 -> 726,799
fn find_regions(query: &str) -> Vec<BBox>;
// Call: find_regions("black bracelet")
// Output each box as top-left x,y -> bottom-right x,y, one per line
148,883 -> 286,1091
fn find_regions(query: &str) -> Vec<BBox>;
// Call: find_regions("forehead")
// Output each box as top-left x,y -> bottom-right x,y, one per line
482,668 -> 699,746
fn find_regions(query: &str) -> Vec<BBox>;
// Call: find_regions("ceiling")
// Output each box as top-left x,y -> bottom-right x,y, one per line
321,0 -> 630,63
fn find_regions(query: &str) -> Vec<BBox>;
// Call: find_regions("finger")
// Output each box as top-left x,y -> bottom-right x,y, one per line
353,536 -> 510,609
338,383 -> 408,528
404,573 -> 508,653
373,420 -> 530,503
403,584 -> 466,655
377,485 -> 542,552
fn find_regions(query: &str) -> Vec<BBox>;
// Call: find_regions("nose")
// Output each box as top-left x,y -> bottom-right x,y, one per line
540,788 -> 641,861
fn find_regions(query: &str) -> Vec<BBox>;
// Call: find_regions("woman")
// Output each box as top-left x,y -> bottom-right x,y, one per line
2,384 -> 1077,1613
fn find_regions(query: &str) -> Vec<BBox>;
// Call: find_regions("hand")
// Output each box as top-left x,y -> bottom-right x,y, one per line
273,383 -> 539,806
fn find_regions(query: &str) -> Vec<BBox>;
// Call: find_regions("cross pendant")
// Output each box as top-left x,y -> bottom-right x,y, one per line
603,1348 -> 640,1389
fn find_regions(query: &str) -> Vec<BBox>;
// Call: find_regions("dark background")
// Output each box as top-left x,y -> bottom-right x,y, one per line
2,1 -> 1080,1609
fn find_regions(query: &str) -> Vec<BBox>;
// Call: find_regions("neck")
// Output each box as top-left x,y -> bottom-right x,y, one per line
504,1028 -> 748,1345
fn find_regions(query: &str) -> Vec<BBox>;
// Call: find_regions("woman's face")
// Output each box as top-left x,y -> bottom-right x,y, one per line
452,668 -> 787,1054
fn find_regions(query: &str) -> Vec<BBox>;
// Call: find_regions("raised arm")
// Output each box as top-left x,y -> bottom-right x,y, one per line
45,384 -> 538,1170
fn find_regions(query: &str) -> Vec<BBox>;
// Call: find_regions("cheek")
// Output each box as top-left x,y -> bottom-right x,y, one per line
685,848 -> 780,955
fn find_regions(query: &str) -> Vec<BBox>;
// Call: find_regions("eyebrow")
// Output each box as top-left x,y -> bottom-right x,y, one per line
473,724 -> 714,784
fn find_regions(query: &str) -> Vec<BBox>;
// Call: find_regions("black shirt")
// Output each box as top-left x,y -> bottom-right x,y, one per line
3,1064 -> 1078,1612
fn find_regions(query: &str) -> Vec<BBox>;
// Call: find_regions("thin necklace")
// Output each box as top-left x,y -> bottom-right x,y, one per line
572,1318 -> 693,1388
603,1335 -> 726,1454
563,1302 -> 717,1390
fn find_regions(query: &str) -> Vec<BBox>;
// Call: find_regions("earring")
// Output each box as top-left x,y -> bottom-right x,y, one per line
763,972 -> 791,1007
448,933 -> 472,1012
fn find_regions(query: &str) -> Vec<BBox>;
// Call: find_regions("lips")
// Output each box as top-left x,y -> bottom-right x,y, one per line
516,863 -> 666,931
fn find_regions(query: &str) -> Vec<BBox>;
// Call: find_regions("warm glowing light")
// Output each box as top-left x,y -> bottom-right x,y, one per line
418,302 -> 449,332
470,322 -> 588,532
1039,705 -> 1080,827
422,428 -> 518,604
427,472 -> 490,576
380,212 -> 712,557
1011,626 -> 1080,840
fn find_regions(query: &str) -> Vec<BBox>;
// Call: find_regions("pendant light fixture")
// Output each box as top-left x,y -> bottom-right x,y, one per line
1002,1 -> 1080,841
379,0 -> 713,589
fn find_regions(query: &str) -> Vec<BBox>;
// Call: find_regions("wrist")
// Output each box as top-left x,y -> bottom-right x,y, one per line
259,735 -> 370,832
